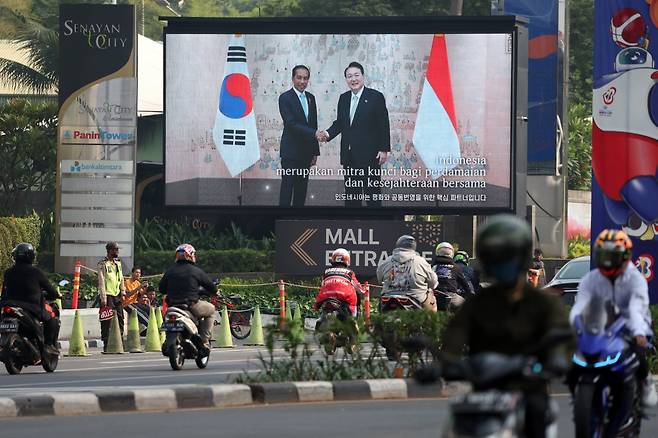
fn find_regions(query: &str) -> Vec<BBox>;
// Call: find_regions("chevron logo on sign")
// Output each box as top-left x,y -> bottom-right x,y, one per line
290,228 -> 317,266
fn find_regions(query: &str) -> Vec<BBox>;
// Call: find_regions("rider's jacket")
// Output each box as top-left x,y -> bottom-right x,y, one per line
433,255 -> 474,296
1,262 -> 58,318
316,266 -> 362,316
570,262 -> 652,337
159,260 -> 216,305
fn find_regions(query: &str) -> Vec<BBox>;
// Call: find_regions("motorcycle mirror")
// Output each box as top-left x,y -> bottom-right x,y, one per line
58,279 -> 70,287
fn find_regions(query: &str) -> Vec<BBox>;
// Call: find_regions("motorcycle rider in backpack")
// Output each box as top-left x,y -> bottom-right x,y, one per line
158,244 -> 217,350
433,242 -> 474,310
377,235 -> 438,312
315,248 -> 363,317
569,229 -> 657,406
0,243 -> 61,354
441,215 -> 572,438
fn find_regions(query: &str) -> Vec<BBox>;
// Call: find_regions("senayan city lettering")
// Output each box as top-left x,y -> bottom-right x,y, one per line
63,20 -> 127,49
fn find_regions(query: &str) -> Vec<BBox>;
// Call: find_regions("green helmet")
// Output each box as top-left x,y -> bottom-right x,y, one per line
454,250 -> 469,264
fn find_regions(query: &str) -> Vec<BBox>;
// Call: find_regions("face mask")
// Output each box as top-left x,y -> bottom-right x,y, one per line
486,261 -> 521,289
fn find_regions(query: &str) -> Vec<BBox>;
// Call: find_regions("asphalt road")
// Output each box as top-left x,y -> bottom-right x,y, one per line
0,345 -> 275,396
2,397 -> 657,438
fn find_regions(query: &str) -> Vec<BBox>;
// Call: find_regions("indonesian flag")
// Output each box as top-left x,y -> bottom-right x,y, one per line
412,34 -> 461,179
212,34 -> 260,177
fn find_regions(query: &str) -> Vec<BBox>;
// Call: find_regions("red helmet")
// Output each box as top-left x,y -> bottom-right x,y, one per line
594,229 -> 632,278
330,248 -> 350,267
175,243 -> 196,263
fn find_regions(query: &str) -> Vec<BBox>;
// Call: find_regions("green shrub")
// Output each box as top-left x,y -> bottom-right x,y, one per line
135,249 -> 274,274
568,236 -> 590,258
0,214 -> 42,275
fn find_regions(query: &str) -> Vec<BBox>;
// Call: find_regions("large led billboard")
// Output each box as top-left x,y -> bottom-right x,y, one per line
165,17 -> 525,213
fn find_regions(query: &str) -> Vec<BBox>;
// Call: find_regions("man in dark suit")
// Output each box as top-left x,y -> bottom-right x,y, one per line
319,61 -> 390,207
278,65 -> 320,207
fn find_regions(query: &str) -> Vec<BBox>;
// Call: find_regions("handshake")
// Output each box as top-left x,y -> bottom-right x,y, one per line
315,130 -> 329,143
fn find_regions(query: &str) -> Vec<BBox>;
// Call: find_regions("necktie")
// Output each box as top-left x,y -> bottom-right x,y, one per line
350,93 -> 359,125
300,92 -> 309,121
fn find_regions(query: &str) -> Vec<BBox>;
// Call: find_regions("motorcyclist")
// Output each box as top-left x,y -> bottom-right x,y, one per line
453,250 -> 481,294
158,244 -> 217,350
441,215 -> 572,438
0,243 -> 61,354
569,229 -> 657,406
432,242 -> 474,309
377,235 -> 438,312
315,248 -> 363,317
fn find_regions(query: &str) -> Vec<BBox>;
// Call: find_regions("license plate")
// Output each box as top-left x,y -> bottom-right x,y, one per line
0,320 -> 18,333
162,321 -> 185,332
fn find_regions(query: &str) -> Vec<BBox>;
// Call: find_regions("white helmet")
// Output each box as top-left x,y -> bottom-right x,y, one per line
435,241 -> 454,258
330,248 -> 350,267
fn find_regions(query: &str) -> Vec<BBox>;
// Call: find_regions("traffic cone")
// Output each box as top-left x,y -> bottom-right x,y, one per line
103,312 -> 124,354
155,306 -> 164,345
292,303 -> 304,338
244,306 -> 264,346
285,302 -> 292,320
144,306 -> 162,352
216,306 -> 234,348
126,310 -> 143,353
66,310 -> 88,357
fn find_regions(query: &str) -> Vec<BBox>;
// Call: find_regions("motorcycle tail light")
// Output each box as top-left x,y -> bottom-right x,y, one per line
2,306 -> 13,314
381,297 -> 390,303
398,298 -> 410,305
168,315 -> 177,321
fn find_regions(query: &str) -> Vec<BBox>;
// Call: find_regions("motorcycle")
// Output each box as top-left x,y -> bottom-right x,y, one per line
314,298 -> 358,355
0,302 -> 60,374
379,293 -> 425,361
571,296 -> 643,438
161,304 -> 211,371
414,330 -> 571,438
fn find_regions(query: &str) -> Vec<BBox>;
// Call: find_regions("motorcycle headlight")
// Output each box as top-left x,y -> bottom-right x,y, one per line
572,352 -> 588,368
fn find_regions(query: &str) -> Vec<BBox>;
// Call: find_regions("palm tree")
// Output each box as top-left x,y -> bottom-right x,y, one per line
0,2 -> 59,94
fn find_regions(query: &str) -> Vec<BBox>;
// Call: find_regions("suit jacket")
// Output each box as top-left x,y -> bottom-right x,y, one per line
279,88 -> 320,162
326,87 -> 390,168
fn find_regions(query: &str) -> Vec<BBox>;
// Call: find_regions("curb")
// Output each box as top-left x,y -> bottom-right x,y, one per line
57,340 -> 104,351
0,379 -> 448,418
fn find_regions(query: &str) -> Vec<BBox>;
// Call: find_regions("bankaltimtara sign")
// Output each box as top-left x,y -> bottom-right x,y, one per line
275,219 -> 473,276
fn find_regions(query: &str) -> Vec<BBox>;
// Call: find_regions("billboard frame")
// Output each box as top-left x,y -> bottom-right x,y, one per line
162,16 -> 528,217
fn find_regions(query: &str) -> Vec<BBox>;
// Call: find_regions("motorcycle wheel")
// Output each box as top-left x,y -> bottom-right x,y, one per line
195,350 -> 210,369
3,336 -> 23,375
42,351 -> 59,373
229,311 -> 251,340
574,382 -> 601,438
168,337 -> 185,371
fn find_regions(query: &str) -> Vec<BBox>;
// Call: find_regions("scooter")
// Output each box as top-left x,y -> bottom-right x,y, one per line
315,298 -> 358,355
161,304 -> 210,371
0,302 -> 60,374
571,296 -> 643,438
379,293 -> 425,361
415,330 -> 571,437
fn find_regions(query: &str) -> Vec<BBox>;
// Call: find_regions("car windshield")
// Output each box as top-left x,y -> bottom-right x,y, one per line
556,259 -> 590,280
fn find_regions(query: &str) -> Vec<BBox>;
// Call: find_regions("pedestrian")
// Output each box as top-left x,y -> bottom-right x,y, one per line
97,241 -> 126,351
532,248 -> 547,287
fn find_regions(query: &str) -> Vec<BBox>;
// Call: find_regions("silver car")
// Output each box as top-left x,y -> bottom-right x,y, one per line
544,255 -> 591,305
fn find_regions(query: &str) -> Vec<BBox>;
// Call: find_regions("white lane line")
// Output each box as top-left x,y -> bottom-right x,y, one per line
0,369 -> 259,389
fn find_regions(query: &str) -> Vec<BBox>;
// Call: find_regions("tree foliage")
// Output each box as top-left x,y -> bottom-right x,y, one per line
567,103 -> 592,190
568,0 -> 593,107
0,99 -> 58,214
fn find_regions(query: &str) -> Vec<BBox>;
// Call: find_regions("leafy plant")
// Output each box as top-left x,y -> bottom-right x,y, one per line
567,103 -> 592,190
568,236 -> 590,258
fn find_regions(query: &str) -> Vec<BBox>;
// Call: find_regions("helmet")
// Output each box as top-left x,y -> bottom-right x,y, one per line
454,250 -> 469,264
330,248 -> 350,267
435,242 -> 454,258
12,243 -> 35,264
175,243 -> 196,263
395,235 -> 417,251
594,229 -> 632,278
476,214 -> 532,288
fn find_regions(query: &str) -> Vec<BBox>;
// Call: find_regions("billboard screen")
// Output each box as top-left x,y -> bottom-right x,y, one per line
165,18 -> 522,212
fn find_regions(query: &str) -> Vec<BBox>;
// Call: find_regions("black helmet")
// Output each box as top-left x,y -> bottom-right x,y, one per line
12,242 -> 35,264
476,214 -> 532,288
